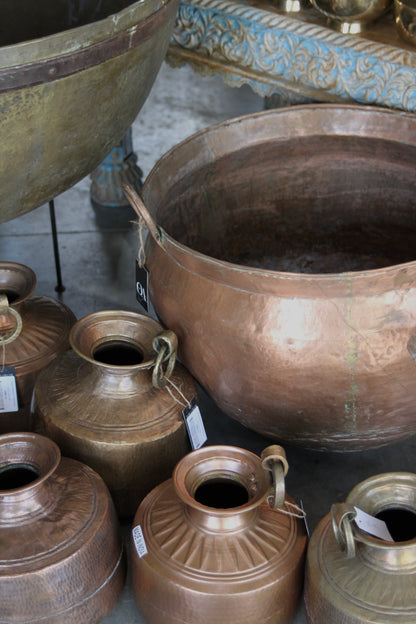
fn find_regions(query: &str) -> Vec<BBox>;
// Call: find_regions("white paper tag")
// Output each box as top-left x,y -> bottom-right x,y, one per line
354,506 -> 394,542
132,525 -> 148,558
0,367 -> 19,412
183,398 -> 207,450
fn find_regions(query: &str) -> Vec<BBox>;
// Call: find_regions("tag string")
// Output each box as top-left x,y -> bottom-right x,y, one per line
268,499 -> 306,519
137,216 -> 146,268
165,377 -> 192,410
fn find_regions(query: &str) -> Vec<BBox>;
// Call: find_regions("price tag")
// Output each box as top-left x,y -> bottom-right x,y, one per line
354,506 -> 394,542
183,398 -> 207,450
135,261 -> 149,312
132,525 -> 148,558
0,366 -> 19,412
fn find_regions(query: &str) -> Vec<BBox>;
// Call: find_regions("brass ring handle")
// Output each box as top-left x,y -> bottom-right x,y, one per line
261,445 -> 288,510
122,182 -> 163,245
331,503 -> 357,559
0,294 -> 23,345
152,330 -> 178,388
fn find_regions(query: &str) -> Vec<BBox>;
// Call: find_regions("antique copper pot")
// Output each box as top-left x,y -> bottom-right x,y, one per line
0,432 -> 125,623
131,444 -> 307,624
34,310 -> 197,518
305,472 -> 416,623
123,104 -> 416,452
0,0 -> 179,223
0,262 -> 75,433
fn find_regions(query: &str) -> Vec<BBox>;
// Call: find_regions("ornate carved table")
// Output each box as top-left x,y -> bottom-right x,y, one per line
167,0 -> 416,111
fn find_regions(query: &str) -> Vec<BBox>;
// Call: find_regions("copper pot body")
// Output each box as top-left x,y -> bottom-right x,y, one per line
0,262 -> 75,433
131,444 -> 307,624
305,472 -> 416,623
125,104 -> 416,452
0,432 -> 125,623
0,0 -> 179,223
34,310 -> 196,518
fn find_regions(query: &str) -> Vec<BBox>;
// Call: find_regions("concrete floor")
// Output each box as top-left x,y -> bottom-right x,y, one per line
1,61 -> 415,623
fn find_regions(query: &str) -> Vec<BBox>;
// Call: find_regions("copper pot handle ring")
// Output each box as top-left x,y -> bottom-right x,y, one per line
152,330 -> 178,388
0,294 -> 23,345
331,502 -> 357,559
122,182 -> 164,245
261,445 -> 289,510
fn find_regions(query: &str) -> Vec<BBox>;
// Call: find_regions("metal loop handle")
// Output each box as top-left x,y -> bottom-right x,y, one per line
261,445 -> 288,509
122,182 -> 163,244
331,502 -> 357,559
0,294 -> 23,345
152,330 -> 178,389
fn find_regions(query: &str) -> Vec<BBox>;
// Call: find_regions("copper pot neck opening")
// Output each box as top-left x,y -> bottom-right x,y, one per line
0,262 -> 36,305
70,310 -> 161,372
174,446 -> 270,531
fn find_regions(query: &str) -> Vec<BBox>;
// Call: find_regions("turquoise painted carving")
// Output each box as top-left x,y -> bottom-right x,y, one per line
170,0 -> 416,111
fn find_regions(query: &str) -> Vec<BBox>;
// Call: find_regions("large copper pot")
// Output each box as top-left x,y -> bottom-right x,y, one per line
123,104 -> 416,452
0,0 -> 178,224
0,262 -> 75,433
0,432 -> 125,623
131,444 -> 307,624
305,472 -> 416,622
34,310 -> 197,518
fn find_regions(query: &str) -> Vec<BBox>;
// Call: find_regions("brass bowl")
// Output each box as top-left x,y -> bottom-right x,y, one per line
395,0 -> 416,44
0,0 -> 178,224
310,0 -> 392,32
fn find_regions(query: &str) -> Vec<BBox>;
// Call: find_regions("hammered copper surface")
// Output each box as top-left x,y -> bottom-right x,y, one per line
305,472 -> 416,623
124,104 -> 416,452
131,444 -> 307,624
0,0 -> 179,223
0,432 -> 126,623
34,310 -> 196,518
0,262 -> 75,433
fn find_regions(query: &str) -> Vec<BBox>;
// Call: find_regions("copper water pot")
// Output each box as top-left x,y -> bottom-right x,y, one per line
34,310 -> 197,518
123,104 -> 416,452
305,472 -> 416,623
0,262 -> 75,433
0,432 -> 125,623
131,444 -> 307,624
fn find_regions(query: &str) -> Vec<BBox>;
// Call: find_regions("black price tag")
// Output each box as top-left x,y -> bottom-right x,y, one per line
135,261 -> 149,312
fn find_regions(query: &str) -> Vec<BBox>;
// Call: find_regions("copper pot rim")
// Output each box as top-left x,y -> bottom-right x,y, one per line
346,471 -> 416,548
173,445 -> 271,516
0,261 -> 36,304
1,0 -> 173,68
142,103 -> 416,293
69,309 -> 163,371
0,432 -> 60,495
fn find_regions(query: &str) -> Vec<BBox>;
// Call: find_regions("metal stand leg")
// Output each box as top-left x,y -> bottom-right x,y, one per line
49,199 -> 65,293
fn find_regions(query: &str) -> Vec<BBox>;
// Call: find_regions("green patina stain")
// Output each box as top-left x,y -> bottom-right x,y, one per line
341,275 -> 359,430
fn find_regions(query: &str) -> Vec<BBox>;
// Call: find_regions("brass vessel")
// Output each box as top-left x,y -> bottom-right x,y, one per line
310,0 -> 391,33
124,104 -> 416,451
34,310 -> 197,518
0,432 -> 125,623
305,472 -> 416,623
0,262 -> 75,433
395,0 -> 416,45
131,444 -> 307,624
0,0 -> 179,223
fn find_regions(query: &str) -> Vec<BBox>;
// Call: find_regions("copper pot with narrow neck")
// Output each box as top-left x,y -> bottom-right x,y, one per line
131,444 -> 307,624
123,104 -> 416,452
34,310 -> 197,519
305,472 -> 416,623
0,261 -> 75,433
0,431 -> 125,623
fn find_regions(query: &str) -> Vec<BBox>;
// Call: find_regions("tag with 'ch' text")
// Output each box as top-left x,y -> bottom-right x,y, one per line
0,366 -> 19,413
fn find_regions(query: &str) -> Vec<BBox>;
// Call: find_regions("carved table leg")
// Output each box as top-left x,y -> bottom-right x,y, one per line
90,127 -> 143,229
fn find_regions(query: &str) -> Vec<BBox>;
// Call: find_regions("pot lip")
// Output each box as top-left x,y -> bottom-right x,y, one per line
0,261 -> 36,304
69,309 -> 162,371
0,432 -> 61,495
142,103 -> 416,293
0,0 -> 174,70
173,444 -> 270,515
347,471 -> 416,549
